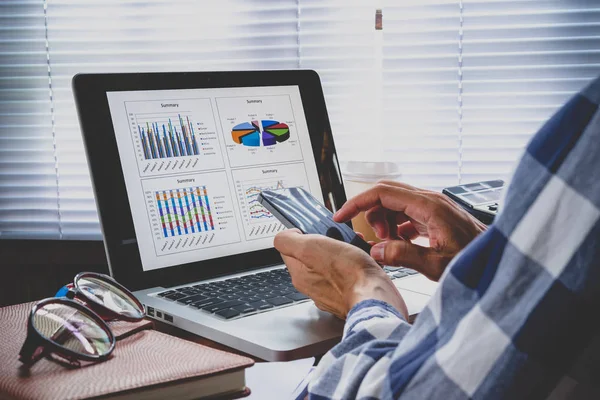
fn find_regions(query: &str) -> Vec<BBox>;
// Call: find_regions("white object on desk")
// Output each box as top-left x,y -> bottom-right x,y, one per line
246,357 -> 315,399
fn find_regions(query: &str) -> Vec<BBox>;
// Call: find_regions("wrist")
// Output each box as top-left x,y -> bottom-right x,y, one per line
347,271 -> 408,320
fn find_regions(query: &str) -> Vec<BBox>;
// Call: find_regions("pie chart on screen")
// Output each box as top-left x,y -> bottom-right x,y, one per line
231,120 -> 290,147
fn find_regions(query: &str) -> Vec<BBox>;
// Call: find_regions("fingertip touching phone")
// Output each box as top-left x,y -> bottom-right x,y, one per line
258,187 -> 372,254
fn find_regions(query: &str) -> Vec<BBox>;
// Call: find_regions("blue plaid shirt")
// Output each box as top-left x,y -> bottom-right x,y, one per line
307,77 -> 600,399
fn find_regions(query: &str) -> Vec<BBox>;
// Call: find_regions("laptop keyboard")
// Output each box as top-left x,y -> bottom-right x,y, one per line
384,266 -> 420,279
155,266 -> 419,321
155,268 -> 309,320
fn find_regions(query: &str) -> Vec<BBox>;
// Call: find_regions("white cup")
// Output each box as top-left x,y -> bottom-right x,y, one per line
342,161 -> 402,242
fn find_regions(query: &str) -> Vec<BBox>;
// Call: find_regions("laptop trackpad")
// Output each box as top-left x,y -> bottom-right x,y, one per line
395,287 -> 431,316
394,274 -> 439,296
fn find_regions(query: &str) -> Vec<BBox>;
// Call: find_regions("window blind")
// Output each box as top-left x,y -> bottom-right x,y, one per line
1,0 -> 599,240
382,0 -> 600,191
459,0 -> 600,186
0,1 -> 58,239
298,0 -> 379,161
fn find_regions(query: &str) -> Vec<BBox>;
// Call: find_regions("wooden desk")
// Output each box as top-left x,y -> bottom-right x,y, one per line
153,319 -> 319,398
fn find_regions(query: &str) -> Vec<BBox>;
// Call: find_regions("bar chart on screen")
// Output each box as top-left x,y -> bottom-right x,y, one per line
232,163 -> 310,241
125,98 -> 224,177
155,186 -> 215,238
139,115 -> 200,159
142,171 -> 240,257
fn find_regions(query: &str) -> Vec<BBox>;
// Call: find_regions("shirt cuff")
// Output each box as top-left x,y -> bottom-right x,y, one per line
344,299 -> 407,338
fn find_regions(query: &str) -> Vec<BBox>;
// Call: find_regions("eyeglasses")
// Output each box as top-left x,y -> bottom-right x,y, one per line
19,272 -> 145,367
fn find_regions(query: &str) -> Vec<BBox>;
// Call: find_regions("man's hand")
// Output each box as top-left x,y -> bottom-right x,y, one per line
334,181 -> 487,281
274,229 -> 408,320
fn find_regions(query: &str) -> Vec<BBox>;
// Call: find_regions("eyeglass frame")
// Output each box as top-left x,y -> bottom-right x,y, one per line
64,272 -> 145,322
19,272 -> 145,367
19,297 -> 117,366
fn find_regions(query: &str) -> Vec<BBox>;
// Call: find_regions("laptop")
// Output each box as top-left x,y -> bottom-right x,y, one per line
73,70 -> 437,361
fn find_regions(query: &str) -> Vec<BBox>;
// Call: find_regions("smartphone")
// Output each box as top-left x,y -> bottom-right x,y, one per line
257,187 -> 372,254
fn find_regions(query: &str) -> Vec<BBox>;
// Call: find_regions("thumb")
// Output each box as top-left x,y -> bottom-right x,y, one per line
370,240 -> 438,278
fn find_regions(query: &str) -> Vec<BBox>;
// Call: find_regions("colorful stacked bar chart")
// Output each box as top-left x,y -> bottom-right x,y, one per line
155,186 -> 215,238
139,114 -> 200,160
231,120 -> 290,147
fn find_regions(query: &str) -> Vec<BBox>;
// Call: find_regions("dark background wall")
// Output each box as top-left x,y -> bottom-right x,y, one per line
1,240 -> 108,307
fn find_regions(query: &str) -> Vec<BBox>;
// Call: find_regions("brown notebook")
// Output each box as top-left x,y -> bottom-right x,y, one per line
0,302 -> 254,400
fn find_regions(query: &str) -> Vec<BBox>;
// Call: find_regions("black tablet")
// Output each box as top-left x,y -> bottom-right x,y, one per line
73,70 -> 347,291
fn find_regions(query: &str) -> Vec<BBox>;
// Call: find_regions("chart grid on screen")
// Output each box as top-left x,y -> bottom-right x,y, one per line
155,186 -> 215,238
244,180 -> 285,222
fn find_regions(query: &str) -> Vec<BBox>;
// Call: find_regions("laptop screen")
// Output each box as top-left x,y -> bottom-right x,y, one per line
106,86 -> 323,272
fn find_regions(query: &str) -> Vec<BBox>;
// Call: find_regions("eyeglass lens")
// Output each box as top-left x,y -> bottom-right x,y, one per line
32,303 -> 112,357
77,276 -> 144,319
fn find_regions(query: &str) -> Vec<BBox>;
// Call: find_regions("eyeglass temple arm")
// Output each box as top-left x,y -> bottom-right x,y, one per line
19,310 -> 80,366
18,333 -> 45,366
